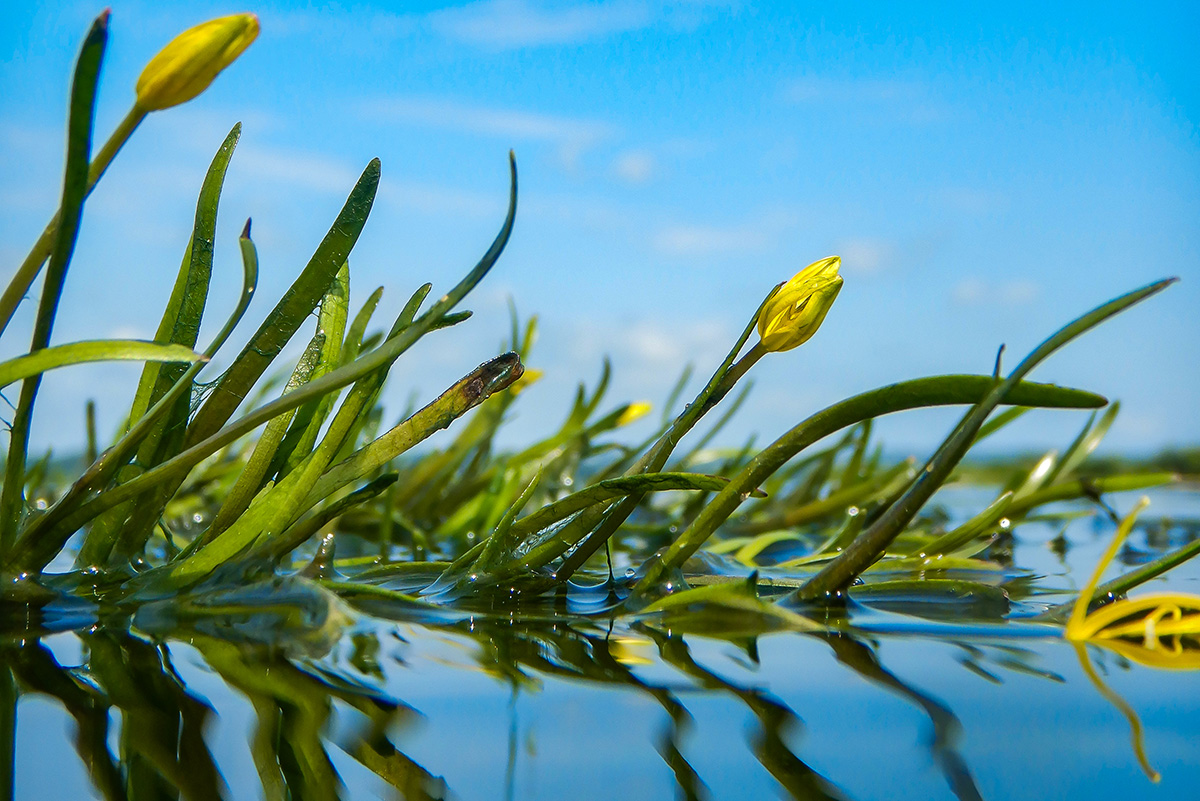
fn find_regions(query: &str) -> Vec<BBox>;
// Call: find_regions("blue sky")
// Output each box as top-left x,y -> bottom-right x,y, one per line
2,1 -> 1197,458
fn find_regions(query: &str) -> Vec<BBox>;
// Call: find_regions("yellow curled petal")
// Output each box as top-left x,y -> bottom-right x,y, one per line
1075,594 -> 1200,641
136,14 -> 260,111
757,256 -> 843,353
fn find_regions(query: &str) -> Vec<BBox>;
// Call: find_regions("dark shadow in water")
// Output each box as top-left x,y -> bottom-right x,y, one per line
5,637 -> 125,800
816,632 -> 983,801
0,613 -> 1183,801
462,618 -> 712,800
638,625 -> 852,801
0,628 -> 448,801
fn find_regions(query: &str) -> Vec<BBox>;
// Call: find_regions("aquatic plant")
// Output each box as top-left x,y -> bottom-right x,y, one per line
5,11 -> 1200,799
0,9 -> 1194,651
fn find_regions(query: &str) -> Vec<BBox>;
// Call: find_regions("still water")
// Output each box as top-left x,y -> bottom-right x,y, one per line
9,488 -> 1200,800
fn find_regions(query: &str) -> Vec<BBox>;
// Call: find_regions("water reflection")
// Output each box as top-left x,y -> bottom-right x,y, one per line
3,613 -> 1197,800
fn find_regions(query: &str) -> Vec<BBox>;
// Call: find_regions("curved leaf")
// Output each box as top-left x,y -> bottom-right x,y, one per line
0,340 -> 204,388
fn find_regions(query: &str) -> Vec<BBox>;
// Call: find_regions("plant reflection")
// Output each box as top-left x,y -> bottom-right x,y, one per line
0,612 -> 1196,800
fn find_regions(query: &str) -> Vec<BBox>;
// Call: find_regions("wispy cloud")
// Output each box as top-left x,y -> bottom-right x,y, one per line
236,146 -> 362,194
834,237 -> 896,275
271,1 -> 736,50
428,0 -> 653,48
379,182 -> 503,218
239,144 -> 503,217
652,208 -> 800,257
953,278 -> 1039,306
611,149 -> 656,183
362,97 -> 617,169
933,186 -> 1010,217
781,75 -> 953,124
568,317 -> 731,376
784,77 -> 925,105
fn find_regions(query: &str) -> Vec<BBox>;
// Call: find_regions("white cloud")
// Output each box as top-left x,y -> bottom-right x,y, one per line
379,181 -> 503,218
236,146 -> 361,194
953,278 -> 1039,306
934,186 -> 1010,217
781,76 -> 953,124
428,0 -> 653,48
652,208 -> 800,257
362,97 -> 616,169
835,237 -> 894,275
224,144 -> 504,217
784,77 -> 924,105
106,324 -> 155,340
271,1 -> 736,50
612,149 -> 655,183
569,317 -> 730,374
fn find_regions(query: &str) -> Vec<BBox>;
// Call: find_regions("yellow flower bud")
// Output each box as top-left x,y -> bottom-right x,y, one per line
757,255 -> 843,353
615,401 -> 653,427
135,14 -> 260,112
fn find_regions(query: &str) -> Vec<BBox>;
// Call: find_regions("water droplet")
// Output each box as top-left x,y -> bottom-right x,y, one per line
847,506 -> 860,517
999,518 -> 1011,529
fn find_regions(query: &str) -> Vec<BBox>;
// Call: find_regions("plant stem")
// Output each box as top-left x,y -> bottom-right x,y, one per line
0,21 -> 111,552
0,107 -> 144,341
554,342 -> 766,580
790,278 -> 1174,602
627,374 -> 1113,600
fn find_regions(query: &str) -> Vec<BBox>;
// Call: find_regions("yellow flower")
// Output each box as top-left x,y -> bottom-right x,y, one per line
1064,497 -> 1200,783
615,401 -> 652,427
757,256 -> 843,353
1065,496 -> 1200,649
135,14 -> 260,111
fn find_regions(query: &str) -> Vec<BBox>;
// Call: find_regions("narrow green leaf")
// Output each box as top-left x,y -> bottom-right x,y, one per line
973,406 -> 1030,444
206,332 -> 327,542
185,159 -> 381,447
1050,401 -> 1120,484
272,262 -> 352,480
917,491 -> 1014,557
128,123 -> 240,442
792,278 -> 1175,601
0,341 -> 204,388
340,286 -> 384,367
15,221 -> 257,570
625,364 -> 1136,601
17,155 -> 517,573
0,14 -> 107,550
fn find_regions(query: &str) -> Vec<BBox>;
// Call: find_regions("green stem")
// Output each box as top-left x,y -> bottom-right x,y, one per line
0,20 -> 110,552
628,374 -> 1112,599
8,154 -> 517,574
0,107 -> 144,341
791,278 -> 1174,602
1039,534 -> 1200,623
553,341 -> 766,580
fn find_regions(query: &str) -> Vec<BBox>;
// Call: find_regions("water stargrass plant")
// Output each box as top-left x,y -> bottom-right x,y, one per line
4,11 -> 1199,798
0,7 -> 1194,629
